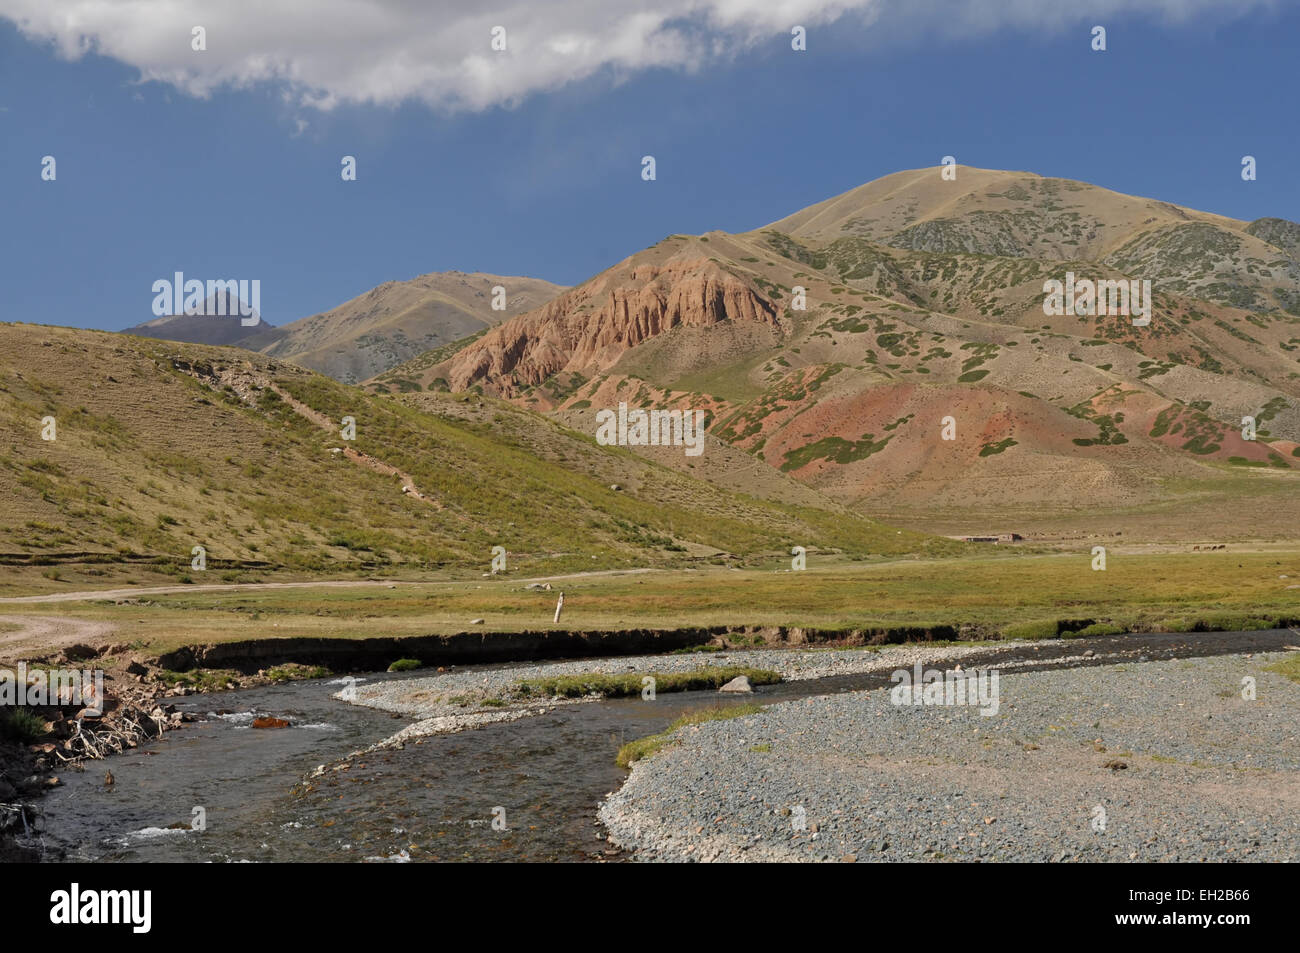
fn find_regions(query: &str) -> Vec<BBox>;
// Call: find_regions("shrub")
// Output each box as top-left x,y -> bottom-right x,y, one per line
0,708 -> 47,743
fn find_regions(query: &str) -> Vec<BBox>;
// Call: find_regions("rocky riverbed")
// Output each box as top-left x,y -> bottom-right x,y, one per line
339,640 -> 1074,743
598,651 -> 1300,862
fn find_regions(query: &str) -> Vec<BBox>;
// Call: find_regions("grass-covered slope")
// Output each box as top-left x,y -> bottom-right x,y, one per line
0,323 -> 950,580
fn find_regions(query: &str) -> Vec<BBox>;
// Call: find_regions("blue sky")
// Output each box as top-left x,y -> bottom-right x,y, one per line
2,1 -> 1297,331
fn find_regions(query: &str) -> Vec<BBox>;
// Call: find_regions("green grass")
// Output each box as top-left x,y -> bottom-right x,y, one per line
0,707 -> 47,743
265,664 -> 331,682
979,438 -> 1018,457
1002,618 -> 1129,640
1264,653 -> 1300,683
1001,619 -> 1062,640
780,433 -> 890,471
7,550 -> 1300,657
158,668 -> 241,691
1152,612 -> 1279,633
387,658 -> 422,672
516,666 -> 780,699
616,703 -> 765,768
0,324 -> 937,580
1003,611 -> 1291,641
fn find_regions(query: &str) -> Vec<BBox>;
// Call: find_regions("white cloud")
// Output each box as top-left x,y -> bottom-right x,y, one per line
0,0 -> 1277,113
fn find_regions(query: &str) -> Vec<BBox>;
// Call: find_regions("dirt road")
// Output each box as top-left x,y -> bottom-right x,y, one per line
0,568 -> 660,606
0,614 -> 117,657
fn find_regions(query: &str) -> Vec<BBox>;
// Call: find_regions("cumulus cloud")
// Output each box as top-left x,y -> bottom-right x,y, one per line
0,0 -> 1277,112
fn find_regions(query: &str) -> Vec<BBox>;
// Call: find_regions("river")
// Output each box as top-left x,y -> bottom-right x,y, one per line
34,629 -> 1297,862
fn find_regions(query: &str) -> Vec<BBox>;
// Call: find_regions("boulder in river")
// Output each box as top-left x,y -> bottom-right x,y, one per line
718,675 -> 753,694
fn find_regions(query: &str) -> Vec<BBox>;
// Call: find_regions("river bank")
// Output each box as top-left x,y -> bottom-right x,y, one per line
0,641 -> 335,860
10,627 -> 1300,862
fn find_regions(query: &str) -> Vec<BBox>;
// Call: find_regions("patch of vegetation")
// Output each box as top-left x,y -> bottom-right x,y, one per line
616,703 -> 765,768
1001,618 -> 1107,640
157,668 -> 244,691
387,658 -> 422,672
956,342 -> 1000,382
266,664 -> 331,682
1253,395 -> 1291,437
0,707 -> 47,743
1152,612 -> 1279,633
1180,434 -> 1222,455
1264,653 -> 1300,683
1061,622 -> 1127,639
1067,394 -> 1129,447
1137,359 -> 1177,380
1002,619 -> 1059,640
516,666 -> 780,699
883,414 -> 913,433
979,438 -> 1017,457
779,433 -> 891,472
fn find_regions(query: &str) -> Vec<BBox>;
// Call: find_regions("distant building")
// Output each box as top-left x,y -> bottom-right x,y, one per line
951,533 -> 1023,543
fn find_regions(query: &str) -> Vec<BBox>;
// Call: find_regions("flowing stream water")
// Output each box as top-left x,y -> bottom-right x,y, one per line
34,629 -> 1296,862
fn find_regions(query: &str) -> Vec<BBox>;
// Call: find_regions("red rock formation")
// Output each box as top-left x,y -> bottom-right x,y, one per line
442,258 -> 780,396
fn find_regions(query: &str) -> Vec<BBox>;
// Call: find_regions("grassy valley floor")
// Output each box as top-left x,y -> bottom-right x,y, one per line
1,549 -> 1297,665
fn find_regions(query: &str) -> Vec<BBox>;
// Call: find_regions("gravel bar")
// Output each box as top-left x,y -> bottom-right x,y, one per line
338,641 -> 1057,740
598,651 -> 1300,862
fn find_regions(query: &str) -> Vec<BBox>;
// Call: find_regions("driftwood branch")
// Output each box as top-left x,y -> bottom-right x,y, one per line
59,702 -> 165,764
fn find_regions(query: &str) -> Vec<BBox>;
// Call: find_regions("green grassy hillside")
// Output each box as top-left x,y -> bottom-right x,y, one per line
0,323 -> 951,585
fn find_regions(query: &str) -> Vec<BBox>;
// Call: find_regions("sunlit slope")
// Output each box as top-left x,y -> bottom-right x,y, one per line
0,323 -> 949,574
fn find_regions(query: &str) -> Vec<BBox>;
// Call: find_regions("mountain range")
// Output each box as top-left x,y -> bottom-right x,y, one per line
124,271 -> 566,384
59,165 -> 1300,551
